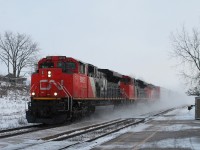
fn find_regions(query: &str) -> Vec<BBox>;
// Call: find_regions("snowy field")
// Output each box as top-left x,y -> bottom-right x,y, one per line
0,91 -> 30,130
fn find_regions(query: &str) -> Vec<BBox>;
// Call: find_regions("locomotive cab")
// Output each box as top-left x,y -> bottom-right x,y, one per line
135,79 -> 146,99
31,56 -> 79,98
39,56 -> 78,73
120,76 -> 135,100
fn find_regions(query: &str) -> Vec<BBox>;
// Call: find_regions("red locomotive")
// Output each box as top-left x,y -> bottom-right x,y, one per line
26,56 -> 160,124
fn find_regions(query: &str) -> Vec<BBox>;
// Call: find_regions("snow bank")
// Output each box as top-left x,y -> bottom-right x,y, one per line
0,91 -> 30,130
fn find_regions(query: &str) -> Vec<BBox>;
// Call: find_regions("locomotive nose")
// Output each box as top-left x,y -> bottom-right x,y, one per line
37,68 -> 62,97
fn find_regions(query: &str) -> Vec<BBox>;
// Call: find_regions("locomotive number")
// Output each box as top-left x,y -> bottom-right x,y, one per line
80,77 -> 86,83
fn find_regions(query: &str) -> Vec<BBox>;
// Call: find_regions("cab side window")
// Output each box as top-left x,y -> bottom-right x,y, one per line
79,63 -> 85,74
66,62 -> 76,70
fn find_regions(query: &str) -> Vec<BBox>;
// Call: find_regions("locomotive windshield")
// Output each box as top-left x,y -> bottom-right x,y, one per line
66,62 -> 76,69
57,62 -> 65,69
57,61 -> 76,73
40,62 -> 54,68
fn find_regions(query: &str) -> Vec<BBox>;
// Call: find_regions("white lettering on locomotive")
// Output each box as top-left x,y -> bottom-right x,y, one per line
40,80 -> 63,90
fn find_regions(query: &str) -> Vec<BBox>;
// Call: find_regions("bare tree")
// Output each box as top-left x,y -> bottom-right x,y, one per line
171,26 -> 200,96
0,31 -> 39,78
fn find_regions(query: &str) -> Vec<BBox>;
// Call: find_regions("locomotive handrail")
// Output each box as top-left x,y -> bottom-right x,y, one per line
63,86 -> 73,111
56,82 -> 73,111
56,82 -> 70,111
29,84 -> 36,93
29,84 -> 37,95
30,84 -> 35,91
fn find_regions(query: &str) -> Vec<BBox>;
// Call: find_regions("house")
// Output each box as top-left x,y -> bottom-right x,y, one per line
0,73 -> 27,84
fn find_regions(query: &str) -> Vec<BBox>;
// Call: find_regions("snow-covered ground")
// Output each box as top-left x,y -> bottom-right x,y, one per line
0,91 -> 30,130
75,106 -> 200,150
0,88 -> 193,130
1,106 -> 198,150
0,90 -> 198,150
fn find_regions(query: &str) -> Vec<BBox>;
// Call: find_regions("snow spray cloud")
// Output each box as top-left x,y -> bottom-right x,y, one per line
88,88 -> 193,120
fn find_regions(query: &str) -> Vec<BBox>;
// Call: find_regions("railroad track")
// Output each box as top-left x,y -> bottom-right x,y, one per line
0,122 -> 73,139
6,106 -> 182,150
57,106 -> 185,150
0,108 -> 166,140
141,105 -> 187,118
56,118 -> 145,150
45,118 -> 144,141
0,124 -> 44,139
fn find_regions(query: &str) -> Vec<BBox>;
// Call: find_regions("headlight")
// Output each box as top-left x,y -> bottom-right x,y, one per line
31,92 -> 35,96
48,71 -> 52,77
48,71 -> 51,75
54,92 -> 58,96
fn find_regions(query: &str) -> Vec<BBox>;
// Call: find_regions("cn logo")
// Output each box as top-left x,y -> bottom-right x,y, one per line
40,80 -> 63,90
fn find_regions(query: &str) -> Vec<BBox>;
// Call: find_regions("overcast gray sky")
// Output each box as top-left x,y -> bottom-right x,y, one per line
0,0 -> 200,93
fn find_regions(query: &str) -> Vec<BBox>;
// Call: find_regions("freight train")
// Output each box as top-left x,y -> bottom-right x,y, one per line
26,56 -> 160,124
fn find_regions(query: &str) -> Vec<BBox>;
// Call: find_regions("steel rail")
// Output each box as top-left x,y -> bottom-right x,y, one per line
0,121 -> 73,139
0,124 -> 45,139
